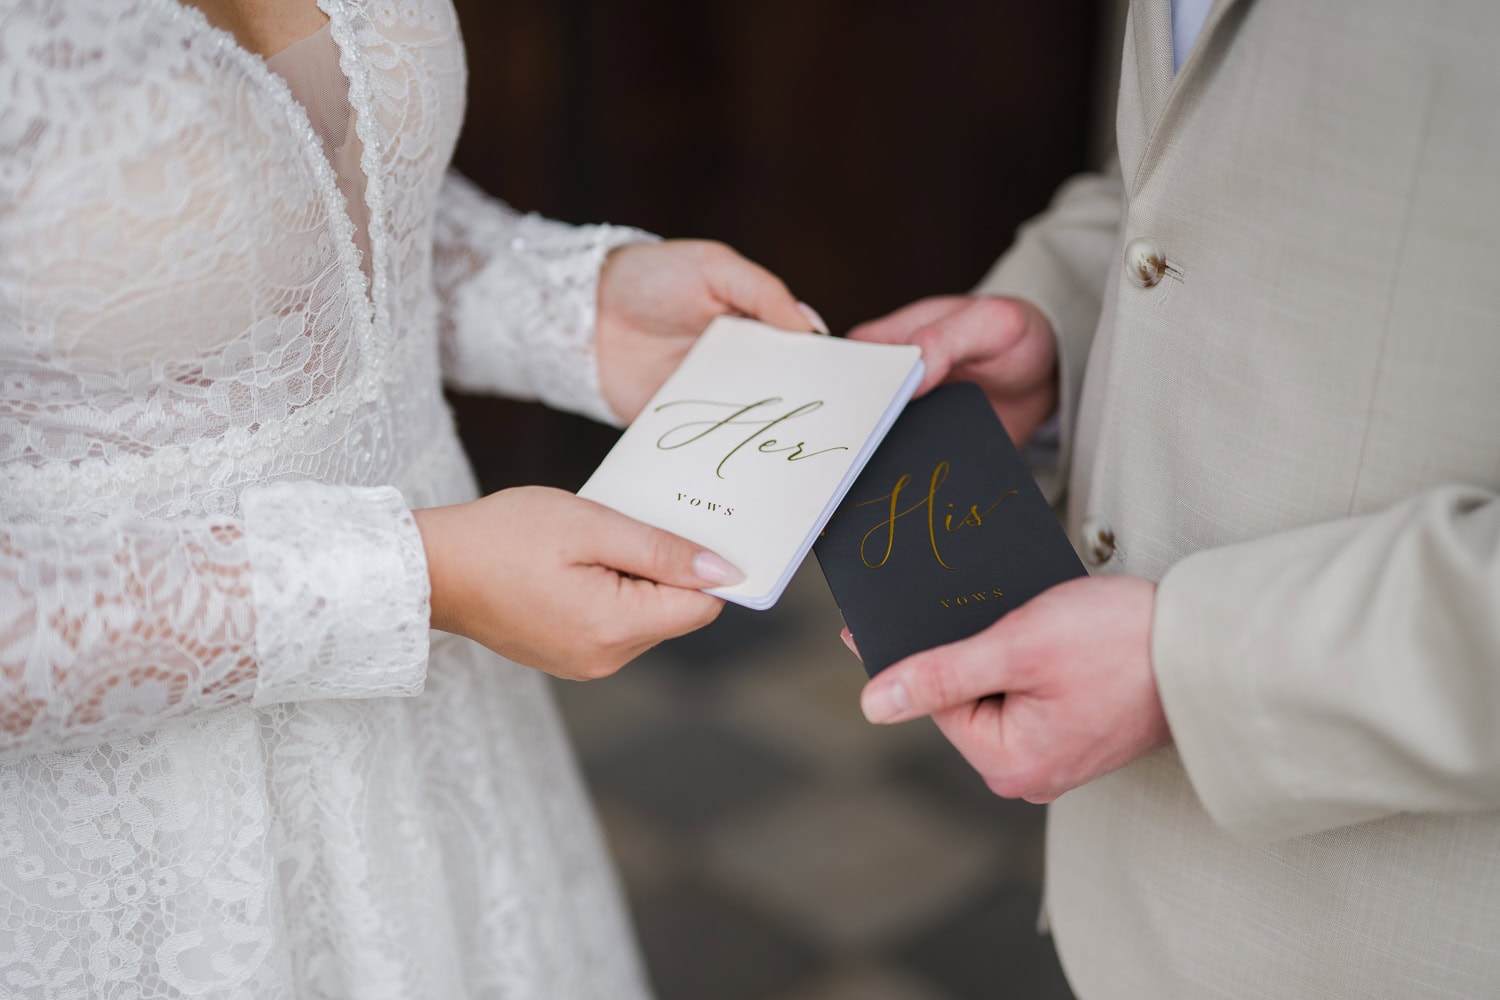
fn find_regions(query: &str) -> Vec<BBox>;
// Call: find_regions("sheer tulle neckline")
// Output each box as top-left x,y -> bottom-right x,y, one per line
266,20 -> 373,278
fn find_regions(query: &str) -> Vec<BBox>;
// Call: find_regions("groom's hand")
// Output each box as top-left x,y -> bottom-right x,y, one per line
857,575 -> 1170,802
847,295 -> 1059,447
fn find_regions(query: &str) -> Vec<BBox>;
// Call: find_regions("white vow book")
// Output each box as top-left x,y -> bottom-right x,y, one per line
578,317 -> 924,610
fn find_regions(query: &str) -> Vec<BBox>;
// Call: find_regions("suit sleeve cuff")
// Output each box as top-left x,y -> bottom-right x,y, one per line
1153,548 -> 1295,842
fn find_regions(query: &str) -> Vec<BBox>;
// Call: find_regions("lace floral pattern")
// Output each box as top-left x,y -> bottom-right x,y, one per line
0,515 -> 256,760
244,483 -> 429,707
0,0 -> 650,995
434,174 -> 653,426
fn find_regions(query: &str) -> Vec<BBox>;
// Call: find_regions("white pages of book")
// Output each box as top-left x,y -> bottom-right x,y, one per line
578,316 -> 924,609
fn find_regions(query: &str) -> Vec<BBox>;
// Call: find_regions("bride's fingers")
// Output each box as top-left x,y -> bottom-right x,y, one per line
575,497 -> 745,590
699,242 -> 813,333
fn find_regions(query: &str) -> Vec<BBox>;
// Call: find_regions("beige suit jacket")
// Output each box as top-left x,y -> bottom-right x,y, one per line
977,1 -> 1500,996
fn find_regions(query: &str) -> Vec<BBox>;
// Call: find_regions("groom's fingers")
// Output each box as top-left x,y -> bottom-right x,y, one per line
846,295 -> 970,346
907,297 -> 1028,392
860,624 -> 1016,724
928,699 -> 1054,802
849,296 -> 1025,394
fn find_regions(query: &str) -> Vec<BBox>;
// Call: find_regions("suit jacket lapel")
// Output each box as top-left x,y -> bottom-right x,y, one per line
1119,0 -> 1254,194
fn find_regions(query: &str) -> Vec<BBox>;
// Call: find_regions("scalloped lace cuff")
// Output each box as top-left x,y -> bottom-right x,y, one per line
447,211 -> 656,427
243,482 -> 430,706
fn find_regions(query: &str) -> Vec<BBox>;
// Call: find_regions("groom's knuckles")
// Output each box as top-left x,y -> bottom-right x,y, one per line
909,640 -> 1003,714
931,298 -> 1017,366
910,322 -> 952,363
988,773 -> 1038,801
852,296 -> 962,345
934,710 -> 1023,799
965,295 -> 1023,336
902,656 -> 961,715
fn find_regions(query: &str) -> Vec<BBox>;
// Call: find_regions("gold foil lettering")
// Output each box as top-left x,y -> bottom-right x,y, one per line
935,585 -> 1008,609
839,462 -> 1020,570
652,397 -> 850,479
674,491 -> 737,516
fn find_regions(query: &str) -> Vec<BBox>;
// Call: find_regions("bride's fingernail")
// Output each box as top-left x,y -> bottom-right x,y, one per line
694,551 -> 746,586
797,301 -> 830,335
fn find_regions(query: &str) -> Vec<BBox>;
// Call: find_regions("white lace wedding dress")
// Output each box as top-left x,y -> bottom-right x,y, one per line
0,1 -> 656,996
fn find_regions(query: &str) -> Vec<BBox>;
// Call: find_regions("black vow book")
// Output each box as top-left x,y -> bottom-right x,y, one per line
813,381 -> 1086,677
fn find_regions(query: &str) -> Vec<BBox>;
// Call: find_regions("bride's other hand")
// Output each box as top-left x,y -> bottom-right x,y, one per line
413,487 -> 738,680
595,240 -> 825,423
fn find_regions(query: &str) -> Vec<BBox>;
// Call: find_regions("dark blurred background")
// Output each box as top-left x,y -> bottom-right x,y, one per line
448,3 -> 1118,997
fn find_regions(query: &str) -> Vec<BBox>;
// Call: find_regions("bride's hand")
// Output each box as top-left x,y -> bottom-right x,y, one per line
595,240 -> 826,422
414,487 -> 740,680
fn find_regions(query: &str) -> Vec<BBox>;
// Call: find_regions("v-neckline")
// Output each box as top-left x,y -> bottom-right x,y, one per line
266,19 -> 373,282
265,18 -> 334,63
164,0 -> 383,340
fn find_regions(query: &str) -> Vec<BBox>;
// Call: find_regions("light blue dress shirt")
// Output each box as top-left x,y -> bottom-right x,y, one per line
1172,0 -> 1214,71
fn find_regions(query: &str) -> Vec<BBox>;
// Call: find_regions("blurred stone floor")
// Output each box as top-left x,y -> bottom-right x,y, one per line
550,560 -> 1077,1000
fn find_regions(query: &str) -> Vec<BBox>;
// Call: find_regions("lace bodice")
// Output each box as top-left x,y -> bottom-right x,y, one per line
0,1 -> 652,995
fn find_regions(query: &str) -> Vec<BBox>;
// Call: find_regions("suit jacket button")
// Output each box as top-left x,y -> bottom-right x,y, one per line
1081,515 -> 1116,566
1123,237 -> 1166,288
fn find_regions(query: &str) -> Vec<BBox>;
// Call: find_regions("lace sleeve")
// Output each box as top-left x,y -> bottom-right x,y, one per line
431,171 -> 655,425
0,483 -> 429,760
